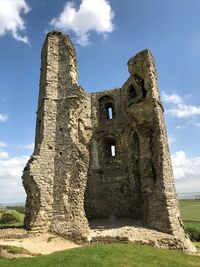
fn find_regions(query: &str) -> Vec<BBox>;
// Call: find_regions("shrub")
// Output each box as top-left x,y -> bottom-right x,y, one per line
186,227 -> 200,241
0,213 -> 19,224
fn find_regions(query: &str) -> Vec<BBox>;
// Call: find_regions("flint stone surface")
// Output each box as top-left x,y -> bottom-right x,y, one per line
22,31 -> 196,253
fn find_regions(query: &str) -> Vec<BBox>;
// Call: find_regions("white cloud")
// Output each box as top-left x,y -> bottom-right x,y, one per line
162,92 -> 200,118
0,0 -> 30,44
175,177 -> 200,193
0,142 -> 34,202
0,114 -> 8,122
163,93 -> 182,105
50,0 -> 115,46
0,140 -> 34,202
0,155 -> 28,203
172,151 -> 200,192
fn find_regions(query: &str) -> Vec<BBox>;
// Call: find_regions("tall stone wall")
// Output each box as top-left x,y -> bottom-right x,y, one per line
23,32 -> 92,238
22,31 -> 196,252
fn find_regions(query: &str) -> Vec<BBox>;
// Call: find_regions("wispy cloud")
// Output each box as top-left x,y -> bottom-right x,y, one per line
0,0 -> 30,44
162,92 -> 200,118
50,0 -> 115,46
0,114 -> 8,122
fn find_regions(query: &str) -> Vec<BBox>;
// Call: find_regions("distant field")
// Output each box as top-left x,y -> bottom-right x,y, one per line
179,200 -> 200,230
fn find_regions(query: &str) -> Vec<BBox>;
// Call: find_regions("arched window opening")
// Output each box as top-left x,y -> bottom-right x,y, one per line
133,74 -> 147,99
111,145 -> 116,157
106,104 -> 113,120
99,95 -> 115,122
102,137 -> 117,159
128,84 -> 137,99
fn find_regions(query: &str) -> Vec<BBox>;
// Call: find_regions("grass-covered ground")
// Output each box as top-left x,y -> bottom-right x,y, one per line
179,200 -> 200,230
0,244 -> 200,267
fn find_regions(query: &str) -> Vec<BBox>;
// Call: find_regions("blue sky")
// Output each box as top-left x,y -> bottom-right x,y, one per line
0,0 -> 200,203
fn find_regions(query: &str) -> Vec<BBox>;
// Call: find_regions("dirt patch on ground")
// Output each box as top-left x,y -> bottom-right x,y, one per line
0,230 -> 80,257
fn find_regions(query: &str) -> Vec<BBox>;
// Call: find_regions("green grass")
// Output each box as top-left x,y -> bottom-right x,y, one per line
0,244 -> 200,267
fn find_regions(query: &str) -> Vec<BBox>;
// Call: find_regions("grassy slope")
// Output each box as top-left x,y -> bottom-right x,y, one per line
179,200 -> 200,230
0,244 -> 200,267
0,209 -> 24,227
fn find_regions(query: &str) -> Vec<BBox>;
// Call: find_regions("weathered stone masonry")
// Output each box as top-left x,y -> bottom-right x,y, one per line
22,31 -> 196,253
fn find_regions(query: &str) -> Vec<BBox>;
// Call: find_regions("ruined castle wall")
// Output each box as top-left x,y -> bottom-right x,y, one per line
124,50 -> 173,232
22,31 -> 196,252
23,32 -> 92,237
126,50 -> 186,235
85,49 -> 185,235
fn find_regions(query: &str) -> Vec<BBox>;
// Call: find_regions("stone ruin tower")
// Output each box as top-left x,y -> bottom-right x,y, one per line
22,31 -> 196,253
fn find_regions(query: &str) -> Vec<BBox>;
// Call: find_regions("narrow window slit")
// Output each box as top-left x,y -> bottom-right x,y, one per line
103,137 -> 116,159
107,107 -> 113,119
111,145 -> 116,157
99,96 -> 115,122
